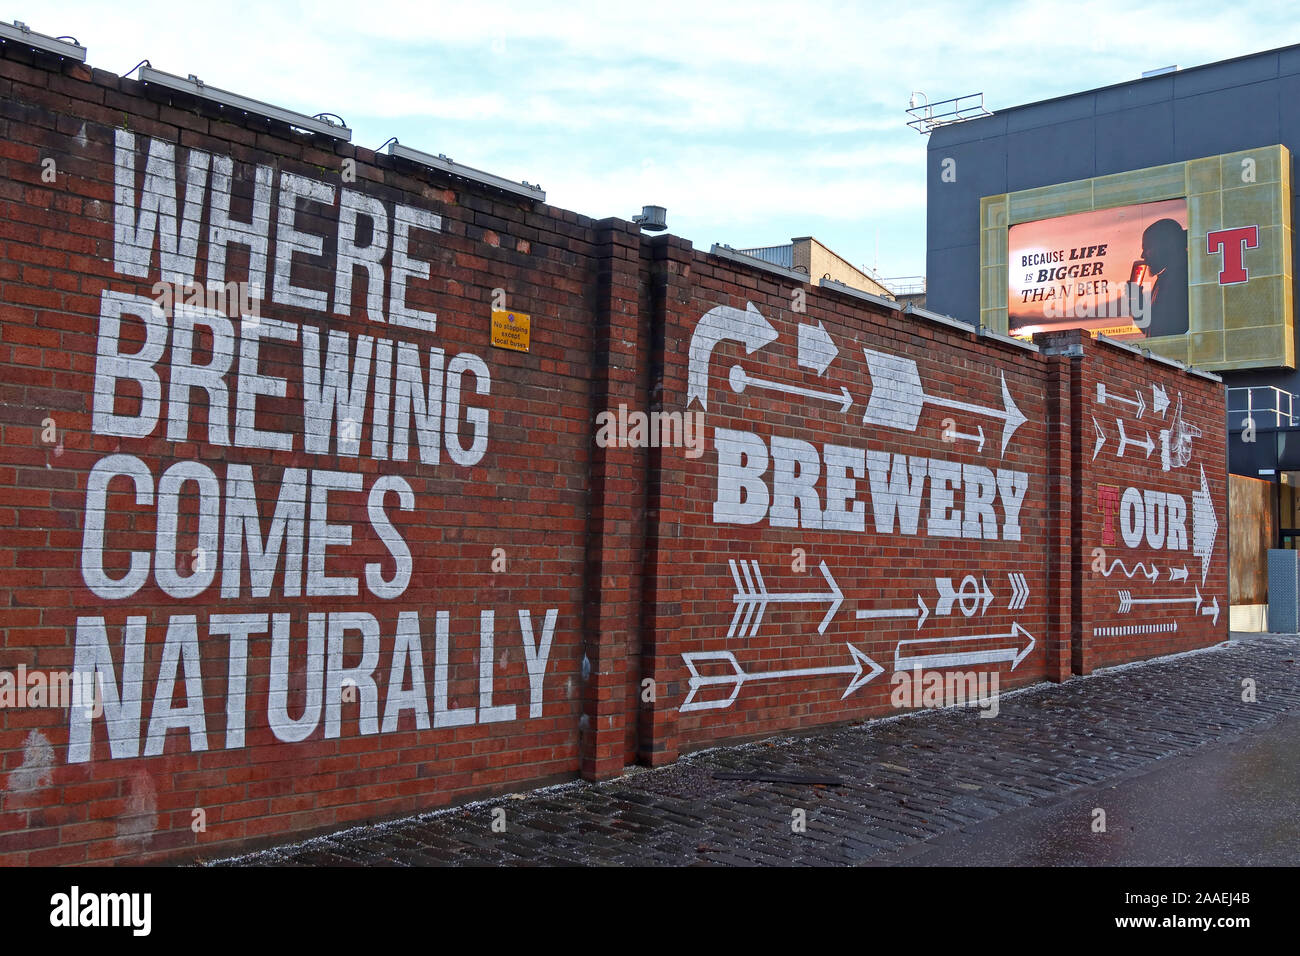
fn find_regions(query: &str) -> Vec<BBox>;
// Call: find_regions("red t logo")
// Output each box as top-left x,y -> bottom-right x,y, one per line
1207,225 -> 1259,285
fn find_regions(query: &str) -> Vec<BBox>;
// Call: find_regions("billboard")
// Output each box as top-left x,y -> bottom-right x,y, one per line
1008,198 -> 1187,339
979,146 -> 1295,372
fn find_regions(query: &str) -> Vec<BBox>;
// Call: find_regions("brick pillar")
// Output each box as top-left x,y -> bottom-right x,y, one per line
636,234 -> 694,766
1040,337 -> 1080,682
580,218 -> 645,779
1069,342 -> 1092,675
1037,329 -> 1091,676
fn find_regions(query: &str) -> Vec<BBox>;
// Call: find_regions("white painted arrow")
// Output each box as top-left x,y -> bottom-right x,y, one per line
1169,566 -> 1188,583
944,423 -> 985,452
1152,383 -> 1170,417
1101,559 -> 1159,581
1092,417 -> 1106,461
1007,572 -> 1029,610
729,365 -> 853,413
1201,595 -> 1220,626
687,302 -> 778,409
856,594 -> 930,630
729,559 -> 843,638
797,321 -> 838,376
862,348 -> 1027,457
894,623 -> 1036,671
1097,382 -> 1147,418
1115,418 -> 1154,459
935,575 -> 994,617
680,644 -> 884,712
1193,465 -> 1218,587
1117,587 -> 1201,613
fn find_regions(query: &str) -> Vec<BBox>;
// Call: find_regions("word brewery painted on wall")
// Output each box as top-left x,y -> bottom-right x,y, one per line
71,132 -> 558,763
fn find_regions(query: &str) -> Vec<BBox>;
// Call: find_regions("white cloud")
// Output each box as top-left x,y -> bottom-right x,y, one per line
31,0 -> 1300,275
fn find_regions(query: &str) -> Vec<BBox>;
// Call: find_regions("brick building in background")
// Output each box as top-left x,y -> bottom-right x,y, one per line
0,31 -> 1226,864
736,236 -> 894,298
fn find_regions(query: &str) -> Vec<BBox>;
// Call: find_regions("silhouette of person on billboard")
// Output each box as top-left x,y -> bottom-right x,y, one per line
1138,218 -> 1189,336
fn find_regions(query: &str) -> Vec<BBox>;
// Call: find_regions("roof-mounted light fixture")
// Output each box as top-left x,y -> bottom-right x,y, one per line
819,276 -> 900,311
0,20 -> 86,60
137,65 -> 352,141
386,141 -> 545,203
632,205 -> 667,231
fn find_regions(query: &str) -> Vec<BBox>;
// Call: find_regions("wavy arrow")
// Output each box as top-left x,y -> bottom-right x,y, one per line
680,644 -> 884,712
1100,559 -> 1160,582
687,302 -> 778,409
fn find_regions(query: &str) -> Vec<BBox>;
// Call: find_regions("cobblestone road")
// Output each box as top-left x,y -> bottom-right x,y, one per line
215,634 -> 1300,866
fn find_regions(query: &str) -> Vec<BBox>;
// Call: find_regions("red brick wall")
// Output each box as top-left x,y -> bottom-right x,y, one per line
1062,333 -> 1228,672
0,49 -> 1229,865
0,51 -> 599,864
650,250 -> 1052,748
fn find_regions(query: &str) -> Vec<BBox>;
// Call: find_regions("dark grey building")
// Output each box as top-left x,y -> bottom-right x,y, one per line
924,43 -> 1300,510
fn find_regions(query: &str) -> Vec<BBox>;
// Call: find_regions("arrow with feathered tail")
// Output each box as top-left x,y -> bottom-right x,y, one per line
861,348 -> 1027,456
680,644 -> 884,712
728,559 -> 843,638
1117,587 -> 1202,613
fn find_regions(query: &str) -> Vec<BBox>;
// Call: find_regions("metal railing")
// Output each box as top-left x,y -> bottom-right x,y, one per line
906,93 -> 992,133
1227,385 -> 1297,430
879,275 -> 927,296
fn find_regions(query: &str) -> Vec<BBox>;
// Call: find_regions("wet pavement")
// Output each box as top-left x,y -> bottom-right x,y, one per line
215,633 -> 1300,866
881,711 -> 1300,865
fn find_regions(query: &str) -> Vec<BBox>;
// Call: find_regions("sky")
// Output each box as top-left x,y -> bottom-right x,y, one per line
28,0 -> 1300,284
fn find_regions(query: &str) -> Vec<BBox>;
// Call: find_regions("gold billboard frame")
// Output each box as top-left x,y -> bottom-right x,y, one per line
979,145 -> 1294,371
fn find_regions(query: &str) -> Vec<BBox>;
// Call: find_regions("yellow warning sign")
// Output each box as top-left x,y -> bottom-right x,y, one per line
490,309 -> 531,352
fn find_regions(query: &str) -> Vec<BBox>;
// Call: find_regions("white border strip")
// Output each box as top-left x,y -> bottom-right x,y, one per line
1096,333 -> 1223,382
389,142 -> 545,203
139,66 -> 351,141
903,302 -> 969,332
0,21 -> 85,60
818,276 -> 900,311
979,324 -> 1040,353
709,244 -> 811,285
